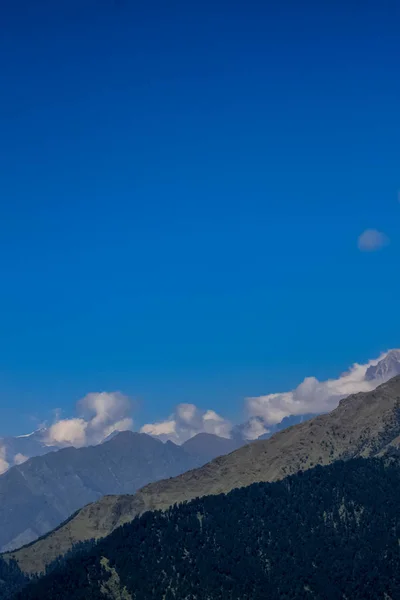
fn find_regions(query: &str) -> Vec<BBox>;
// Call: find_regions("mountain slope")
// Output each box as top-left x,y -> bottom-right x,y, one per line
181,432 -> 243,462
9,375 -> 400,575
258,413 -> 319,440
0,431 -> 57,474
13,457 -> 400,600
0,431 -> 234,554
2,349 -> 398,476
238,348 -> 400,442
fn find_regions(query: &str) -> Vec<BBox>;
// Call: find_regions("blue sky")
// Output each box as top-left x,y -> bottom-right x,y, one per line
0,0 -> 399,436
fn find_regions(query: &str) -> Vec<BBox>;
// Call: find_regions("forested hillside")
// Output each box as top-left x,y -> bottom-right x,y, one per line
12,457 -> 400,600
11,376 -> 400,575
0,558 -> 29,600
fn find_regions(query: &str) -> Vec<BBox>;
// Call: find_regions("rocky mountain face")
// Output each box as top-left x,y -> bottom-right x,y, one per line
0,431 -> 238,555
10,375 -> 400,575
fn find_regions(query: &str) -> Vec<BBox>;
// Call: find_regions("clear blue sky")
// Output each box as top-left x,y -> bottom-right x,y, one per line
1,0 -> 399,435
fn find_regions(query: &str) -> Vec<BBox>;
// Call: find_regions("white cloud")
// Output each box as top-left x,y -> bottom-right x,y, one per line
3,349 -> 399,462
141,403 -> 232,444
141,351 -> 399,443
240,417 -> 270,440
245,352 -> 389,428
13,453 -> 28,466
358,229 -> 389,252
47,418 -> 88,447
46,392 -> 133,448
0,445 -> 9,475
141,419 -> 176,438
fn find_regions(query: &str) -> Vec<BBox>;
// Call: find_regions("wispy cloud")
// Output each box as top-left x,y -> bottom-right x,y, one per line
357,229 -> 389,252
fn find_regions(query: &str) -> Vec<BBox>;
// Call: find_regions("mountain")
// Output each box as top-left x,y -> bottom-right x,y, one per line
12,457 -> 400,600
365,348 -> 400,382
9,375 -> 400,575
181,432 -> 243,462
2,349 -> 399,476
258,413 -> 319,440
232,413 -> 320,442
0,431 -> 237,554
0,431 -> 57,474
242,349 -> 400,442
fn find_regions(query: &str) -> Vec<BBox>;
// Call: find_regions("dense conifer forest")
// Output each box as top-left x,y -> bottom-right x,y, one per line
0,558 -> 29,599
6,457 -> 400,600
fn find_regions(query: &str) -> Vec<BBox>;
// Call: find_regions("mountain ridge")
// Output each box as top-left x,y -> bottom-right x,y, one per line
0,431 -> 241,555
9,375 -> 400,575
12,457 -> 400,600
3,349 -> 399,473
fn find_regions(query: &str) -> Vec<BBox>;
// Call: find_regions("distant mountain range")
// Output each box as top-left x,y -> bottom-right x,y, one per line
0,431 -> 240,554
2,349 -> 399,475
1,348 -> 400,569
0,418 -> 311,557
8,374 -> 400,575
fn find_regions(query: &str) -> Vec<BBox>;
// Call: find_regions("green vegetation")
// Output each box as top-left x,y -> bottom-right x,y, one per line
11,457 -> 400,600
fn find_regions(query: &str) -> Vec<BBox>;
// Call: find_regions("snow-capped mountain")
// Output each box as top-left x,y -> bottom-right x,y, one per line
365,349 -> 400,382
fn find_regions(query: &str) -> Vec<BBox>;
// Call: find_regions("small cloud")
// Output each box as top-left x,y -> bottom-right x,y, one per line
46,392 -> 134,448
47,418 -> 88,448
357,229 -> 389,252
141,403 -> 232,444
240,417 -> 270,440
141,419 -> 176,438
13,453 -> 28,466
0,445 -> 9,475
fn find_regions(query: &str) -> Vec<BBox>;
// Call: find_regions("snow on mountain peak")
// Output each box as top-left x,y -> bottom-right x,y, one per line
364,349 -> 400,382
